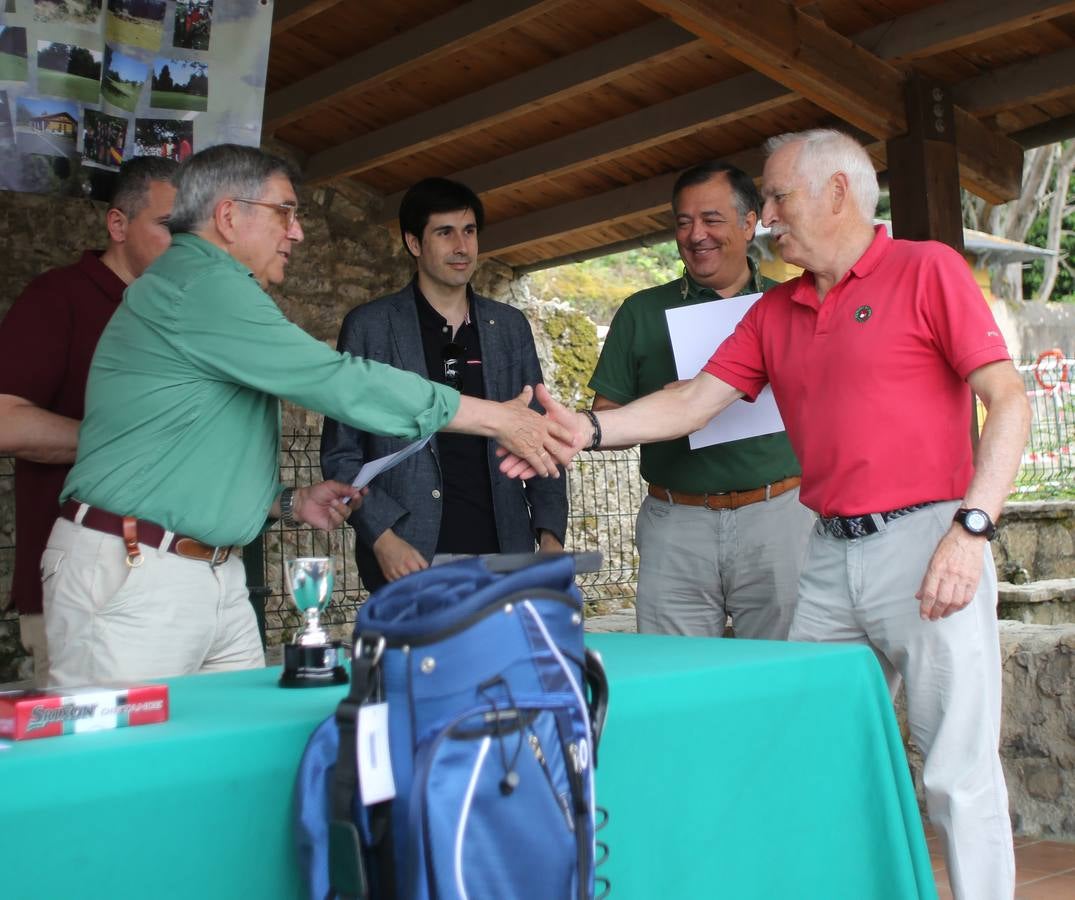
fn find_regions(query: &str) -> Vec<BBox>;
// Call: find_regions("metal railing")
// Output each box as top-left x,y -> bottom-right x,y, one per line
4,357 -> 1075,648
1013,355 -> 1075,497
248,435 -> 643,641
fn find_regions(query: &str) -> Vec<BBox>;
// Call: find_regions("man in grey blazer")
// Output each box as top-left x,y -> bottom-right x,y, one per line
321,178 -> 567,591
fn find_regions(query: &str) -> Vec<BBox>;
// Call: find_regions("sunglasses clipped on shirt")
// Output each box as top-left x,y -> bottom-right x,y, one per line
442,341 -> 466,391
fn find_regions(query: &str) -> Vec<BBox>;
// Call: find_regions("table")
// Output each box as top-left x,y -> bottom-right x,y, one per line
1,634 -> 935,900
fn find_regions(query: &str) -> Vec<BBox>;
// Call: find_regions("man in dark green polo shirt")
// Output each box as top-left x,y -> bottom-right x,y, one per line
589,161 -> 813,638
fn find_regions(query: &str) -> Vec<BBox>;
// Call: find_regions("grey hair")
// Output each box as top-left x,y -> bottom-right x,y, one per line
110,156 -> 178,218
764,129 -> 879,220
168,143 -> 299,235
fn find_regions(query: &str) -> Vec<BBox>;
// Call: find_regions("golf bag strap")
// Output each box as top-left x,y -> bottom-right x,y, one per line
329,634 -> 395,900
584,648 -> 609,767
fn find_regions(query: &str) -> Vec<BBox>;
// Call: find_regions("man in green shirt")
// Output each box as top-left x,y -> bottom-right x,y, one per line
44,144 -> 572,688
589,161 -> 813,638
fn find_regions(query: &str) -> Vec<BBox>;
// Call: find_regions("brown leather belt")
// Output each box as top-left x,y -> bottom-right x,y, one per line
648,476 -> 801,511
61,500 -> 233,567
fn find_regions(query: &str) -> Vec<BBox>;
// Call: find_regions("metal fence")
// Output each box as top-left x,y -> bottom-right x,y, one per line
4,357 -> 1075,645
1013,355 -> 1075,497
249,434 -> 643,642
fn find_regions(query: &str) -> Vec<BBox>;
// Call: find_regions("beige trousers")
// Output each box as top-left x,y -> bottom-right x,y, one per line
634,486 -> 814,638
42,514 -> 264,688
18,613 -> 50,688
791,500 -> 1014,900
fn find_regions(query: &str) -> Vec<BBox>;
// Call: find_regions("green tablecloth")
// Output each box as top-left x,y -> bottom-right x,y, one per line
1,634 -> 935,899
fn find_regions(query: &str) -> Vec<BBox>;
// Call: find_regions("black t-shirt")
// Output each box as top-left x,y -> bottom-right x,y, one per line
414,283 -> 500,554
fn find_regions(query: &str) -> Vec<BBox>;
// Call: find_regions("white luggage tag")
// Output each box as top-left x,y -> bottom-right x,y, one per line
357,701 -> 396,806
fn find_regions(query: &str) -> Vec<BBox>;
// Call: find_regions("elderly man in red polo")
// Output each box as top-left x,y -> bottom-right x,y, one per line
519,129 -> 1029,900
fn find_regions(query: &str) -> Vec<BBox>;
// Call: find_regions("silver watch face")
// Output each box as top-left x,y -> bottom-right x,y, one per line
964,509 -> 989,533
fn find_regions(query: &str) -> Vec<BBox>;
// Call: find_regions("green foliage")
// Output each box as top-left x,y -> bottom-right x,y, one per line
528,241 -> 682,325
1022,183 -> 1075,302
541,307 -> 598,408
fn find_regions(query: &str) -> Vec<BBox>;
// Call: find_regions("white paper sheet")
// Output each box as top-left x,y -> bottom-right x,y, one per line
351,434 -> 433,490
665,292 -> 785,449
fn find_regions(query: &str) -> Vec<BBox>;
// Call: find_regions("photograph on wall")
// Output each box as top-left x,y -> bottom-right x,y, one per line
36,40 -> 102,103
134,115 -> 191,160
150,56 -> 206,111
14,94 -> 78,158
0,25 -> 28,81
81,106 -> 126,168
34,0 -> 102,26
105,0 -> 165,52
1,0 -> 271,200
0,89 -> 14,146
173,0 -> 211,51
100,44 -> 146,111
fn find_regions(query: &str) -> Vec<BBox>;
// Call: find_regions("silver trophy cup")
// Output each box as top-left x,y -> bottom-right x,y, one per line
279,557 -> 348,687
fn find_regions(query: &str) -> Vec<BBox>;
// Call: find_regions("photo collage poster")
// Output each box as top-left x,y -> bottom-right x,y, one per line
0,0 -> 272,199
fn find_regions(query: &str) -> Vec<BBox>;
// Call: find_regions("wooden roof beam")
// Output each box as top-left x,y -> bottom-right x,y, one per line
378,72 -> 794,222
385,0 -> 1061,214
271,0 -> 345,37
265,0 -> 568,132
638,0 -> 907,137
304,19 -> 698,184
953,47 -> 1075,115
638,0 -> 1023,203
1011,113 -> 1075,148
853,0 -> 1075,63
479,149 -> 764,257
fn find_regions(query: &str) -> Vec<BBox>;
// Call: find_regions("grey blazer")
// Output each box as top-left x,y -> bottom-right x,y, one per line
320,283 -> 568,590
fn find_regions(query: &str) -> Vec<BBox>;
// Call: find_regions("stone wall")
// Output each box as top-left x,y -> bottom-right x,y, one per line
992,297 -> 1075,361
0,170 -> 598,681
900,622 -> 1075,839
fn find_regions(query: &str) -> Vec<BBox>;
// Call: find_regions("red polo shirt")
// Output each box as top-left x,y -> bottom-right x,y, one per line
0,251 -> 125,615
705,226 -> 1010,517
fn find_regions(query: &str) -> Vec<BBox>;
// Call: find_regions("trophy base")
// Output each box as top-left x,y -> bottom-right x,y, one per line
279,642 -> 349,688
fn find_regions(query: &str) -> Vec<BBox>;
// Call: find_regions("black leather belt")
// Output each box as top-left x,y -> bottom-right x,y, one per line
818,502 -> 938,539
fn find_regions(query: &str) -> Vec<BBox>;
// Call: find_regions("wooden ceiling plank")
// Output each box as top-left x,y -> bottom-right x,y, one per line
637,0 -> 1024,202
271,0 -> 346,37
953,46 -> 1075,115
636,0 -> 907,137
1010,112 -> 1075,148
852,0 -> 1075,62
479,148 -> 764,255
265,0 -> 567,132
304,19 -> 698,183
378,72 -> 793,220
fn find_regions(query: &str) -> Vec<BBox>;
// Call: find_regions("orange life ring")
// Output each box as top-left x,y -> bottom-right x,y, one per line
1034,348 -> 1069,390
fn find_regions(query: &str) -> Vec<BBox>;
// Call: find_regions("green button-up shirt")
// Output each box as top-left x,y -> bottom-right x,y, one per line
589,262 -> 800,493
63,234 -> 459,546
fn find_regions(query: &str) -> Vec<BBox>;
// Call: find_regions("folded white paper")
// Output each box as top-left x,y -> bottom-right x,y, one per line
665,292 -> 785,449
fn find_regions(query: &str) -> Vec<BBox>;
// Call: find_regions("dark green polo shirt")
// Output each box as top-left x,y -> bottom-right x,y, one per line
589,264 -> 801,493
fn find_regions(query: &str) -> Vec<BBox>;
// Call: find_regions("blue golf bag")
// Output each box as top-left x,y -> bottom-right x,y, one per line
295,553 -> 609,900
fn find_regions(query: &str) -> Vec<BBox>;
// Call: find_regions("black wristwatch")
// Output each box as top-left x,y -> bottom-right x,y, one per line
953,507 -> 996,540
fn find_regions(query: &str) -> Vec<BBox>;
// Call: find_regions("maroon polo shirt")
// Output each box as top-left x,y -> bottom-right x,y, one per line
0,251 -> 126,615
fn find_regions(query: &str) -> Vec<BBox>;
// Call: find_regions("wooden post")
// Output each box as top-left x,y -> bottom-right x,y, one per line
887,75 -> 981,443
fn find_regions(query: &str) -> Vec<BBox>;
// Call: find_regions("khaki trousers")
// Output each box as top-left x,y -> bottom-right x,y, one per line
634,486 -> 814,638
18,613 -> 50,688
42,515 -> 264,688
791,500 -> 1014,900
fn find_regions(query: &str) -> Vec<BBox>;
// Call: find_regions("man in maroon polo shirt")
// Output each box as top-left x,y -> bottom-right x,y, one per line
0,156 -> 177,686
519,129 -> 1029,900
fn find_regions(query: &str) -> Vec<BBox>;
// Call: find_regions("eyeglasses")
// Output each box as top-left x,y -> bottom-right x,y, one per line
442,341 -> 466,391
233,197 -> 300,228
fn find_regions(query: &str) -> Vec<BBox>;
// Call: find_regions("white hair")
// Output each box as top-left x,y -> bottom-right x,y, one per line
764,129 -> 879,221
